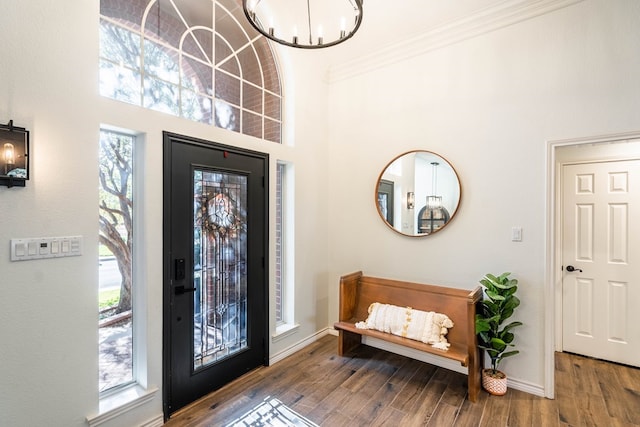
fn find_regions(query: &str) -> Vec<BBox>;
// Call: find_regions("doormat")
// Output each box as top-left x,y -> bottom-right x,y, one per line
224,396 -> 319,427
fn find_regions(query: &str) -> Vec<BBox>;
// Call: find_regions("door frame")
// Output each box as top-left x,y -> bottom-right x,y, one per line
162,131 -> 269,418
545,130 -> 640,399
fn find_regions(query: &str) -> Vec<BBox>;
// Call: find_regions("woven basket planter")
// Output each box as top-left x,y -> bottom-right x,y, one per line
482,369 -> 507,396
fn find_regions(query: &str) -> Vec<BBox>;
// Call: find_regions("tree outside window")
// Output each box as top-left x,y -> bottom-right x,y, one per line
98,130 -> 134,392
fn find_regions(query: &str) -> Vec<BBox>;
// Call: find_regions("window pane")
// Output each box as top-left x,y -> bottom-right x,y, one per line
182,56 -> 213,96
243,83 -> 262,114
215,100 -> 240,132
143,76 -> 180,115
264,119 -> 281,144
100,60 -> 141,105
242,111 -> 262,139
99,130 -> 134,393
182,90 -> 213,124
216,71 -> 241,106
264,91 -> 281,121
143,39 -> 180,84
100,20 -> 141,70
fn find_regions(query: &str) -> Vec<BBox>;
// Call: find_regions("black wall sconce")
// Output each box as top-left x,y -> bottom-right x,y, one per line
0,120 -> 29,188
407,191 -> 415,209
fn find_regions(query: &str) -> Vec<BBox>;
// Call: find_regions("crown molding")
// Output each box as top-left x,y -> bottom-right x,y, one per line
329,0 -> 584,83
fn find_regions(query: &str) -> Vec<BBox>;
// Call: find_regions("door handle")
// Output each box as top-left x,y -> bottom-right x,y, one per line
565,265 -> 583,272
175,285 -> 197,295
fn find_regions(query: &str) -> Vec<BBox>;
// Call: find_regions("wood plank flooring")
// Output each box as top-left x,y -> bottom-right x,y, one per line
164,334 -> 640,426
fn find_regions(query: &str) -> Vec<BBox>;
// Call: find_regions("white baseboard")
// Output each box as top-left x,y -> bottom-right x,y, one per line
269,327 -> 332,365
139,415 -> 164,427
507,376 -> 545,397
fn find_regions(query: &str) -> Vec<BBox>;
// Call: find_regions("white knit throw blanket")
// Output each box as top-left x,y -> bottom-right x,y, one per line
355,302 -> 454,350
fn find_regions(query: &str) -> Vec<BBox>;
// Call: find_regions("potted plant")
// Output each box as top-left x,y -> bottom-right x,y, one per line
475,272 -> 523,395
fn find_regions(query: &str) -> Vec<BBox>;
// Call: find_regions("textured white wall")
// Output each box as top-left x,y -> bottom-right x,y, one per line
327,0 -> 640,393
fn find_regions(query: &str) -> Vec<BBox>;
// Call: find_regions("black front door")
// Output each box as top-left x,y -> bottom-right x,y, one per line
163,132 -> 268,417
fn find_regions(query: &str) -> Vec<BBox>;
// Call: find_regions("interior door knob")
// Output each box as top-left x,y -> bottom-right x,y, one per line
565,265 -> 583,272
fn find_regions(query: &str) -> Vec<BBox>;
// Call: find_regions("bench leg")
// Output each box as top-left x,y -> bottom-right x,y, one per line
467,348 -> 482,402
338,330 -> 362,356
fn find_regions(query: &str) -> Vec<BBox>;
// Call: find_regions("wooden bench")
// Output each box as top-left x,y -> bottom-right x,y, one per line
333,271 -> 483,402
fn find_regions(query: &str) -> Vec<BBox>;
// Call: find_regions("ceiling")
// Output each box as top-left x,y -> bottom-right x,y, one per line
350,0 -> 508,46
274,0 -> 583,72
297,0 -> 512,64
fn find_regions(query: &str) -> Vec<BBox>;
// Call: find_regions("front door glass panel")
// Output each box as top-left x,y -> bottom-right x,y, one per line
193,169 -> 248,370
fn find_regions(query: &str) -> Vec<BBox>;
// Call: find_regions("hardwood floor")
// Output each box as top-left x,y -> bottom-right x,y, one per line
165,334 -> 640,426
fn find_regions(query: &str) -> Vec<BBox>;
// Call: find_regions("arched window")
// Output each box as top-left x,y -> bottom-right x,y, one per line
99,0 -> 282,143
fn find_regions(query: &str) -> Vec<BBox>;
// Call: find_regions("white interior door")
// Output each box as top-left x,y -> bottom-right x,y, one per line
562,159 -> 640,367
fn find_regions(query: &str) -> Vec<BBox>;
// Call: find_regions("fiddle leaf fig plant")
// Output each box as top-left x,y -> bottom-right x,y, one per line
475,272 -> 523,374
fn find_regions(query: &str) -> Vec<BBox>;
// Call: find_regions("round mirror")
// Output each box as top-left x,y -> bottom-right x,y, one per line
375,150 -> 461,236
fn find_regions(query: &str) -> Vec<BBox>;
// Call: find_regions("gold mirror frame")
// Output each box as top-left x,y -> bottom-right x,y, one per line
375,150 -> 461,237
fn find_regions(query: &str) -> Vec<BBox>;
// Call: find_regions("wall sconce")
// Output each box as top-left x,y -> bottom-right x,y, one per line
0,120 -> 29,188
407,192 -> 415,209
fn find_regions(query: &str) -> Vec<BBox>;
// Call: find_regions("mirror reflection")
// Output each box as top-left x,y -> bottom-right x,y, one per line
376,151 -> 461,236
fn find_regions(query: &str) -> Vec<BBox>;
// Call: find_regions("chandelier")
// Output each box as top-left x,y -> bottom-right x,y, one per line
242,0 -> 364,49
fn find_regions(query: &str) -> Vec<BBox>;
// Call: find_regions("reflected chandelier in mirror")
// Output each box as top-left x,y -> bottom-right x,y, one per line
375,150 -> 461,237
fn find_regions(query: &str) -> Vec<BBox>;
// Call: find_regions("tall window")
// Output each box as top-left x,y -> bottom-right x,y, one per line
98,130 -> 134,393
275,161 -> 294,332
99,0 -> 282,143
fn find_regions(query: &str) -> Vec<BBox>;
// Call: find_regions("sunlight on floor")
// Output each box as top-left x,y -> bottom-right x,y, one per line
224,396 -> 318,427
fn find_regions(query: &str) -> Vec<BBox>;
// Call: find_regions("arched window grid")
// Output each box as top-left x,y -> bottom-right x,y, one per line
100,0 -> 282,143
213,0 -> 280,140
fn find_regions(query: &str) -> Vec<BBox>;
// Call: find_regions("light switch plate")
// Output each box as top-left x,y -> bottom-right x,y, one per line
10,236 -> 83,261
511,227 -> 523,242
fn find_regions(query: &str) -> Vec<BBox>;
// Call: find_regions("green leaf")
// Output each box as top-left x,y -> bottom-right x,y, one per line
489,338 -> 507,351
499,350 -> 519,359
502,321 -> 523,332
499,331 -> 515,344
497,272 -> 511,281
486,289 -> 505,301
475,320 -> 491,333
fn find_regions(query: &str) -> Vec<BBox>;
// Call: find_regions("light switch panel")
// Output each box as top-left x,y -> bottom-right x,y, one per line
10,236 -> 83,261
511,227 -> 523,242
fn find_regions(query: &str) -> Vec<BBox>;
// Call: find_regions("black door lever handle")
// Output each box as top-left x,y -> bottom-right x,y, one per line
175,285 -> 197,295
565,265 -> 583,272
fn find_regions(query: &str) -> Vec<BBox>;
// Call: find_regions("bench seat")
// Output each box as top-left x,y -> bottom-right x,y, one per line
334,319 -> 469,366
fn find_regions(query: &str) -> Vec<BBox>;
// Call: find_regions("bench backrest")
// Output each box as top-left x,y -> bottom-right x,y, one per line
339,271 -> 482,347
